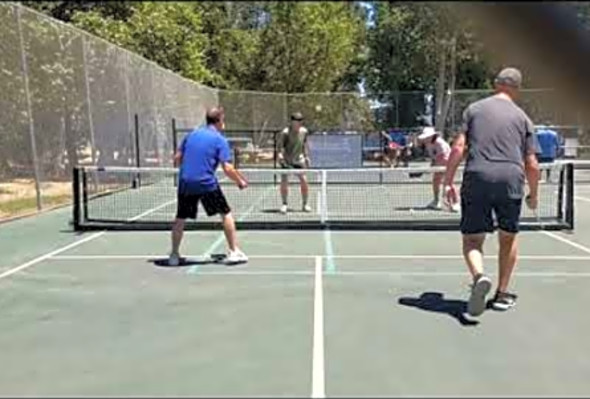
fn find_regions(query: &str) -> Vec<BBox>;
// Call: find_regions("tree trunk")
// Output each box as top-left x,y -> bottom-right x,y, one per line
439,35 -> 457,138
64,109 -> 78,176
434,41 -> 447,131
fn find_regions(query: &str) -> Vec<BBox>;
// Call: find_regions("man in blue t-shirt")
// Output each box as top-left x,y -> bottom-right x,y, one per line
535,126 -> 562,181
169,107 -> 249,266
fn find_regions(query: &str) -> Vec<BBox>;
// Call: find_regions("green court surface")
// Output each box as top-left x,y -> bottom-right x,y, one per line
1,189 -> 590,396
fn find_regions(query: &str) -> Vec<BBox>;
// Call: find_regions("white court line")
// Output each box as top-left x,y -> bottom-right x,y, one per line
187,186 -> 274,274
0,199 -> 177,282
51,254 -> 590,261
159,270 -> 590,277
128,200 -> 176,221
0,232 -> 105,281
575,195 -> 590,203
541,231 -> 590,255
312,256 -> 325,399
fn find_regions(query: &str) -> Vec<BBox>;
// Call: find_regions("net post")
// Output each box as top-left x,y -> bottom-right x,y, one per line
321,170 -> 328,224
72,167 -> 81,230
273,131 -> 278,185
172,118 -> 177,153
172,118 -> 178,188
234,147 -> 240,169
133,113 -> 141,188
565,162 -> 574,230
361,133 -> 365,168
82,168 -> 89,223
380,134 -> 384,184
557,164 -> 564,221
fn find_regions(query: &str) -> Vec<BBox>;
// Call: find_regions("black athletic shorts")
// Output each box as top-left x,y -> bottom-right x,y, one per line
280,162 -> 304,170
176,187 -> 231,220
460,174 -> 523,234
280,162 -> 305,178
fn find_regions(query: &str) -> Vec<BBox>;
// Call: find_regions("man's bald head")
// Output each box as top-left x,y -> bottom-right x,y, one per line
206,107 -> 225,129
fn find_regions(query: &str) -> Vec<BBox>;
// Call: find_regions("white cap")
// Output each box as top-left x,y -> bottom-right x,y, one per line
418,126 -> 437,140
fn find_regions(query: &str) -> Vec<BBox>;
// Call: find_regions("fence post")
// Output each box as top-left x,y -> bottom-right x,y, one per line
72,167 -> 80,230
566,162 -> 574,230
134,114 -> 140,168
123,51 -> 132,166
133,114 -> 141,188
172,118 -> 177,152
321,170 -> 328,224
283,93 -> 289,129
81,35 -> 97,167
395,92 -> 400,127
273,131 -> 278,185
16,5 -> 42,211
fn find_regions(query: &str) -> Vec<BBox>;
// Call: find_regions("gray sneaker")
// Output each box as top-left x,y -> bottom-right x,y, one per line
489,291 -> 518,311
467,274 -> 492,316
168,253 -> 180,267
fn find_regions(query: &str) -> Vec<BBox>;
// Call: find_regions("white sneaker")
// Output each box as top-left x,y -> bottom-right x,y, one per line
168,253 -> 180,266
450,202 -> 461,213
426,199 -> 442,210
303,204 -> 312,212
280,204 -> 288,214
226,249 -> 248,265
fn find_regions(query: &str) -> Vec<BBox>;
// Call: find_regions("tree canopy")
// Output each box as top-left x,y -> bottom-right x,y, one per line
15,1 -> 590,132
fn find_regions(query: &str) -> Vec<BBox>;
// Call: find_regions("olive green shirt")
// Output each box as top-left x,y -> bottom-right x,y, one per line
277,126 -> 309,166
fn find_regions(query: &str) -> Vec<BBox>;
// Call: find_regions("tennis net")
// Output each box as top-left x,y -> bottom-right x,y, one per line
72,162 -> 575,231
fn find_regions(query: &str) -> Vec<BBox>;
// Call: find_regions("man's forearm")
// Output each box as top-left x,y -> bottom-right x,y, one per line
223,165 -> 244,184
173,152 -> 182,168
443,147 -> 464,186
525,156 -> 540,198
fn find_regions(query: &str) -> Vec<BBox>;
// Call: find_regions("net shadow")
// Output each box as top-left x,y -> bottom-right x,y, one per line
261,208 -> 312,214
150,253 -> 240,268
393,206 -> 448,212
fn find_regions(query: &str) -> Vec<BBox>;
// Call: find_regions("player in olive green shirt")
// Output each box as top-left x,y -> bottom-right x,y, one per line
277,112 -> 311,214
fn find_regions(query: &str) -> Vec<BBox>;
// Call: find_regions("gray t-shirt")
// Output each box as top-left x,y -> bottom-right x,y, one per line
461,95 -> 537,199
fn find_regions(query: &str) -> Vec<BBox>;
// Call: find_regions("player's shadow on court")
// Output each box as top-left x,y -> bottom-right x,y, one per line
150,254 -> 241,268
150,258 -> 211,267
398,292 -> 479,326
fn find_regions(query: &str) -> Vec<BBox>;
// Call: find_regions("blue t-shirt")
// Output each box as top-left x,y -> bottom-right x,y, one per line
535,129 -> 561,160
178,125 -> 231,194
389,130 -> 407,147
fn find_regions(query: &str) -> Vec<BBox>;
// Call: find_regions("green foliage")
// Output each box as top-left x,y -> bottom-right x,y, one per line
366,2 -> 492,94
254,2 -> 364,93
364,2 -> 498,129
194,2 -> 264,89
570,2 -> 590,30
71,2 -> 214,83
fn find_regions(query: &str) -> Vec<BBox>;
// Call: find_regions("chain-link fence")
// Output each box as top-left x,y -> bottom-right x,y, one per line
449,88 -> 583,131
218,90 -> 377,133
0,3 -> 218,220
1,2 -> 588,221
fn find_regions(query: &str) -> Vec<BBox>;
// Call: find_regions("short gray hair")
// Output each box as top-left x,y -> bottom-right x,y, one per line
494,67 -> 523,88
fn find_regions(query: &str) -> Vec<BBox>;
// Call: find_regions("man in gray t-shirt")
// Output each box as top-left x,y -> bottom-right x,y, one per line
442,67 -> 540,317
